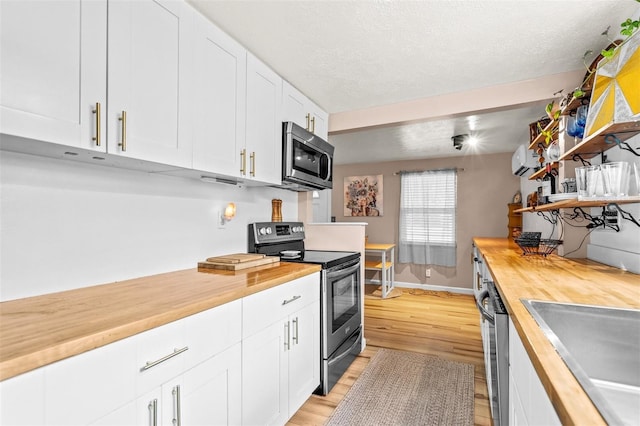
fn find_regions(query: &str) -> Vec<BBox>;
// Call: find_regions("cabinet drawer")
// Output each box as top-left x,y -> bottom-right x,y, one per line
243,273 -> 319,338
136,318 -> 187,396
183,299 -> 242,367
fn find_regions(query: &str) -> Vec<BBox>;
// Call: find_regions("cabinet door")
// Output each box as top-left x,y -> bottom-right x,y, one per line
288,301 -> 320,417
45,335 -> 137,426
90,401 -> 137,426
309,108 -> 329,140
181,343 -> 242,426
0,0 -> 107,151
282,81 -> 308,129
245,53 -> 282,185
0,368 -> 45,425
193,14 -> 246,176
108,0 -> 193,167
282,81 -> 329,140
242,320 -> 288,426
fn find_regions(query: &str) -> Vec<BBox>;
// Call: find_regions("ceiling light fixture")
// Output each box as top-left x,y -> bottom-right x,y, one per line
452,134 -> 468,150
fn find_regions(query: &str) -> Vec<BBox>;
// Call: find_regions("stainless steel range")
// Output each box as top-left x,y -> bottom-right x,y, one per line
248,221 -> 362,395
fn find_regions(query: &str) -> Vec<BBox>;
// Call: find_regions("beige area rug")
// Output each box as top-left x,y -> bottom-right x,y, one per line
325,348 -> 474,426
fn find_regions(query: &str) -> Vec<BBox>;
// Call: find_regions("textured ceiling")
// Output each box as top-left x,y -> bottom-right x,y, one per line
187,0 -> 640,164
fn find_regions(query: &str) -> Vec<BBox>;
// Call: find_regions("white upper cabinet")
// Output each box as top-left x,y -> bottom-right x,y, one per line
246,53 -> 283,185
192,13 -> 246,176
0,0 -> 107,151
282,81 -> 328,139
107,0 -> 194,168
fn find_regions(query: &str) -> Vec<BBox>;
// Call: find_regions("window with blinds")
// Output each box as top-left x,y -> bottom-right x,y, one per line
398,169 -> 457,267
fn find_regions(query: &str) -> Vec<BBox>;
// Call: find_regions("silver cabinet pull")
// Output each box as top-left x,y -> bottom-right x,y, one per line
310,116 -> 316,133
249,151 -> 255,177
305,113 -> 311,131
92,102 -> 101,146
284,321 -> 290,351
118,110 -> 127,151
140,346 -> 189,371
172,385 -> 181,426
282,295 -> 301,305
292,317 -> 299,345
148,399 -> 158,426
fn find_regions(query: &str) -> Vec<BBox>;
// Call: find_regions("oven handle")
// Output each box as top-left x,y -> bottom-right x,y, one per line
327,328 -> 362,367
326,261 -> 360,280
476,290 -> 495,325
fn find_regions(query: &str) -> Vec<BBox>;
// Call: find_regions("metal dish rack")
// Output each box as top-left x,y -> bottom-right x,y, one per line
515,232 -> 562,257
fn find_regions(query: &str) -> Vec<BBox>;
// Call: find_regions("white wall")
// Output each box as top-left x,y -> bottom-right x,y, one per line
586,133 -> 640,273
520,132 -> 640,272
0,151 -> 298,301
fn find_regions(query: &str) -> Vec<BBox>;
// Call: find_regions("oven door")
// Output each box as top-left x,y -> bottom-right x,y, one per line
322,258 -> 361,357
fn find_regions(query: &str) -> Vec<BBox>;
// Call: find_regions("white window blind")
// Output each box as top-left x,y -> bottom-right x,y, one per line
399,169 -> 457,267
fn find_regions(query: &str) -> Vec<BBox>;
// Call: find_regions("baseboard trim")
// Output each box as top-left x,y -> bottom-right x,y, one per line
365,280 -> 473,295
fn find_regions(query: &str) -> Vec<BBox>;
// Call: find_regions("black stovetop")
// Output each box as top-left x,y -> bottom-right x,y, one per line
280,250 -> 360,269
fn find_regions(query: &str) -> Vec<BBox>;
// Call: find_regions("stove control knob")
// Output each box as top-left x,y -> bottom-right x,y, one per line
259,227 -> 267,235
292,226 -> 299,232
265,227 -> 272,234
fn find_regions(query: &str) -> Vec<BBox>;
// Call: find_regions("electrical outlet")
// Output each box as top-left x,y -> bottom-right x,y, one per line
604,208 -> 618,228
425,268 -> 431,278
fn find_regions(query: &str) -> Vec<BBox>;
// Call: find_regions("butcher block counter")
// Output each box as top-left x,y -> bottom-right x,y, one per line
473,237 -> 640,425
0,262 -> 321,381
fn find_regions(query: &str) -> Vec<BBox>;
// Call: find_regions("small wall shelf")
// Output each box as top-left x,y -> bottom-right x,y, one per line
528,120 -> 559,150
559,120 -> 640,161
529,163 -> 558,181
515,196 -> 640,213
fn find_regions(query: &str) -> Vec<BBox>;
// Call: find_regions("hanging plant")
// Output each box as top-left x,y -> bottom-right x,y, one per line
573,4 -> 640,99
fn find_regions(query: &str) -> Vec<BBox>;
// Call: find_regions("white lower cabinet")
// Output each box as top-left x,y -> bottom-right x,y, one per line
508,318 -> 561,426
0,367 -> 45,425
0,277 -> 323,426
242,273 -> 320,426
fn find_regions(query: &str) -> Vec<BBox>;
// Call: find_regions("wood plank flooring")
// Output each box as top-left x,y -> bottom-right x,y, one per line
287,285 -> 491,426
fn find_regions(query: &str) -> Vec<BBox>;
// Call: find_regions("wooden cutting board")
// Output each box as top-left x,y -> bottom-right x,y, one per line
205,253 -> 266,264
198,254 -> 279,270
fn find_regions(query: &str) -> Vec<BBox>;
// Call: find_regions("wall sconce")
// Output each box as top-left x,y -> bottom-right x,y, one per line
220,202 -> 236,226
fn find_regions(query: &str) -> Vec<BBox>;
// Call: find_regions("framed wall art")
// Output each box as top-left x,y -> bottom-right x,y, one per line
344,175 -> 383,217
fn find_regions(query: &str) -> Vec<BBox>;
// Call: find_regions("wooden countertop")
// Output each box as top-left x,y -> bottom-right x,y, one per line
473,237 -> 640,426
0,262 -> 321,381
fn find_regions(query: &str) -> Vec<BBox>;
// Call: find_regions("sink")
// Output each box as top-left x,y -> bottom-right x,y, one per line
522,299 -> 640,426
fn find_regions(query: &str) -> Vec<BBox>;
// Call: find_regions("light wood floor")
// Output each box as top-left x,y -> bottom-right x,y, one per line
287,285 -> 491,426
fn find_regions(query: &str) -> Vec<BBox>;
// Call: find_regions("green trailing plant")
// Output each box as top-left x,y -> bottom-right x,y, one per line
572,3 -> 640,99
537,122 -> 555,145
602,18 -> 640,58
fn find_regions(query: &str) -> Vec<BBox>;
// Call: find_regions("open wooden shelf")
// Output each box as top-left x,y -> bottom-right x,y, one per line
561,91 -> 592,116
515,196 -> 640,213
559,120 -> 640,161
528,119 -> 559,150
528,162 -> 558,180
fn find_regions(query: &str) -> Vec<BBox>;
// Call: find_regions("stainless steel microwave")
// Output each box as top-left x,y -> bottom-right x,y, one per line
281,121 -> 333,191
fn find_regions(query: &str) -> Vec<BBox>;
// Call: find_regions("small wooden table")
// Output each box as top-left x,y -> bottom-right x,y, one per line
364,243 -> 395,298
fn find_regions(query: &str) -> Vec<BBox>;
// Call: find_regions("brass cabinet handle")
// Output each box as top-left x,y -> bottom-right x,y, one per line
240,149 -> 246,175
310,116 -> 316,133
306,113 -> 311,131
118,110 -> 127,151
250,151 -> 255,177
92,102 -> 101,146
